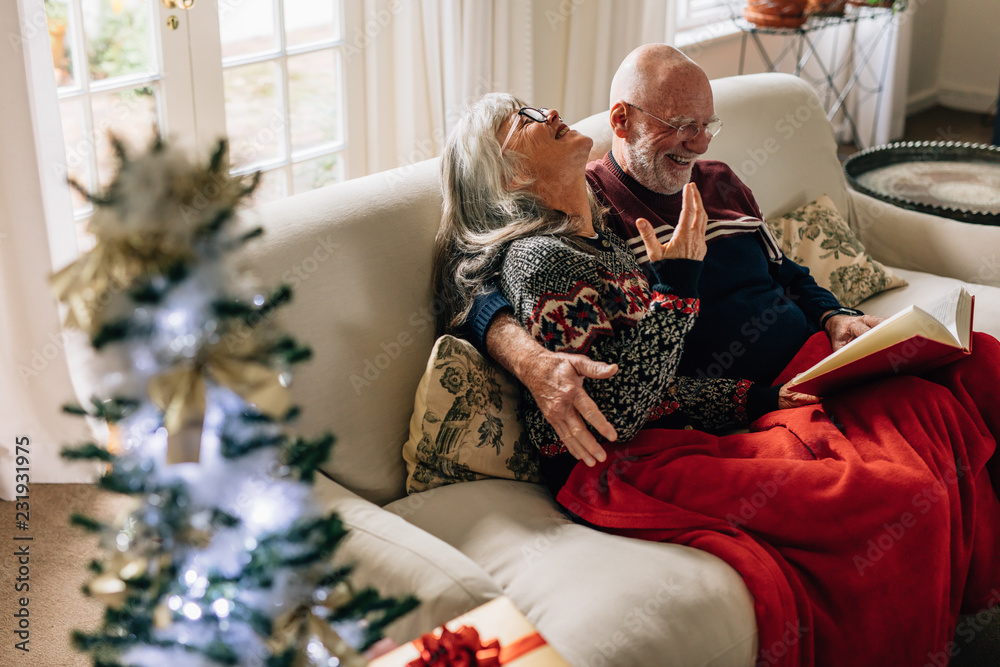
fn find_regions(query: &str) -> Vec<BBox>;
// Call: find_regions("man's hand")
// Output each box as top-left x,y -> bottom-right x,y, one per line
486,313 -> 618,466
778,384 -> 821,409
636,182 -> 707,262
519,351 -> 619,466
824,313 -> 885,351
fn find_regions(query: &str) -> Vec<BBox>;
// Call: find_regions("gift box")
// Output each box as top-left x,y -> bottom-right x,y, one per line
369,596 -> 570,667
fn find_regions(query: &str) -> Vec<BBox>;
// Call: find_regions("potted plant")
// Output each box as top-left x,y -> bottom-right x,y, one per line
744,0 -> 811,28
805,0 -> 847,17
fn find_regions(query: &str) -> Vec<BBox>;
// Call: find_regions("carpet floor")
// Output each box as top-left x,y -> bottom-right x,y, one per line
1,484 -> 131,666
1,484 -> 998,666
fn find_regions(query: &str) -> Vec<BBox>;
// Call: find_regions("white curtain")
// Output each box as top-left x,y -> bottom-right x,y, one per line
558,0 -> 675,124
0,0 -> 99,498
848,5 -> 913,147
357,0 -> 534,175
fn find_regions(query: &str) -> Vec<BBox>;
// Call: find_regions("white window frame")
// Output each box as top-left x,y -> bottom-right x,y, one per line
193,0 -> 366,196
54,0 -> 194,227
27,0 -> 367,255
675,0 -> 743,33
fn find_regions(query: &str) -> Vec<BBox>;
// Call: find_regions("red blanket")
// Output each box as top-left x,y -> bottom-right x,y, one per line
557,333 -> 1000,666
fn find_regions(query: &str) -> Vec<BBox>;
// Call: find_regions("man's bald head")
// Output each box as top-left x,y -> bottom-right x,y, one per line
608,44 -> 716,195
609,44 -> 706,109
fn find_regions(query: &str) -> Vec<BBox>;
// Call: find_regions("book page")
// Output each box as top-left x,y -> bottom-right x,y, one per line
955,289 -> 972,349
924,287 -> 959,325
791,307 -> 918,381
920,287 -> 971,348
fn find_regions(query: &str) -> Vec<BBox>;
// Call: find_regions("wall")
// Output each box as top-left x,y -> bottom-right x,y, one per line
906,0 -> 946,112
933,0 -> 1000,112
0,0 -> 98,496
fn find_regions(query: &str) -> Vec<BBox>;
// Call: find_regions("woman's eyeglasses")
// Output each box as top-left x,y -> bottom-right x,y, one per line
500,106 -> 551,153
626,102 -> 723,141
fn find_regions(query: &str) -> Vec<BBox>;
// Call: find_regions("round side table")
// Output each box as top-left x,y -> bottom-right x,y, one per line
843,141 -> 1000,226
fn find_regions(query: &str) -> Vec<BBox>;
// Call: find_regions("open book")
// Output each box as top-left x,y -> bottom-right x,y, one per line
786,286 -> 974,396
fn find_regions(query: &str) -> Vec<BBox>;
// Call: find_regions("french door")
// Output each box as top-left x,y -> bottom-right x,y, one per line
45,0 -> 362,244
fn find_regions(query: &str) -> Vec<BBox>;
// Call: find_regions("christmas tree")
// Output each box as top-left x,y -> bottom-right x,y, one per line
53,136 -> 417,667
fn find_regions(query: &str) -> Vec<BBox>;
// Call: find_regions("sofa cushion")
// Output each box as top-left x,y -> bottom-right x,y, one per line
312,474 -> 503,644
766,194 -> 907,307
385,479 -> 757,667
403,336 -> 539,494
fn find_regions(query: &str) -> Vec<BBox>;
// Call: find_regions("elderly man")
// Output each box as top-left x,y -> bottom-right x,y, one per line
464,44 -> 881,465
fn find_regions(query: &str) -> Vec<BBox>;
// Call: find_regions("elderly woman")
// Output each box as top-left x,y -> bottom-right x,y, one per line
433,93 -> 1000,667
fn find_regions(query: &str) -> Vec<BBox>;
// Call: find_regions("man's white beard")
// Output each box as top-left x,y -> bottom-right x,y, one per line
627,126 -> 695,196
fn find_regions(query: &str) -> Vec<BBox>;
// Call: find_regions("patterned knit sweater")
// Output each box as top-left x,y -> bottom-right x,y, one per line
499,231 -> 768,458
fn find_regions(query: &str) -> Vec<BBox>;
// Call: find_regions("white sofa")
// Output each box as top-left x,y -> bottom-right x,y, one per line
242,73 -> 1000,666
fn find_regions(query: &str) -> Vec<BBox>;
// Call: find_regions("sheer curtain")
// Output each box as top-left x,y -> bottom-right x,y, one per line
1,0 -> 99,499
557,0 -> 675,124
848,6 -> 914,148
357,0 -> 534,175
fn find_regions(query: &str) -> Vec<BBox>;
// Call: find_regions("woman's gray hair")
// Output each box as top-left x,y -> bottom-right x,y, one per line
433,92 -> 605,335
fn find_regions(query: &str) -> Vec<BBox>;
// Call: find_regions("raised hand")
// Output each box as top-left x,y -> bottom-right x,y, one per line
637,182 -> 708,262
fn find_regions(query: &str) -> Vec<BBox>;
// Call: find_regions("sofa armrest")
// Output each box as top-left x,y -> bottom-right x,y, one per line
848,189 -> 1000,287
312,474 -> 503,644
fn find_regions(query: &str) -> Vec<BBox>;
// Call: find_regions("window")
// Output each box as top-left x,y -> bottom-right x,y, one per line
217,0 -> 353,203
676,0 -> 743,32
46,0 -> 179,237
41,0 -> 360,247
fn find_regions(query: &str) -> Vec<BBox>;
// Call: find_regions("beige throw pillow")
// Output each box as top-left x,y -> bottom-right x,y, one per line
403,335 -> 539,494
767,194 -> 907,307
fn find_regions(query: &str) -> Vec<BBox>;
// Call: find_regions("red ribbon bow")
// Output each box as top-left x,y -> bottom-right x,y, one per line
407,626 -> 501,667
406,625 -> 547,667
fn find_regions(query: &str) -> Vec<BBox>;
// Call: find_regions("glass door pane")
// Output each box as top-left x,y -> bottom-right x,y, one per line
284,0 -> 340,47
91,85 -> 161,187
83,0 -> 154,82
288,49 -> 342,151
217,0 -> 349,203
224,61 -> 283,165
46,0 -> 196,248
219,0 -> 278,59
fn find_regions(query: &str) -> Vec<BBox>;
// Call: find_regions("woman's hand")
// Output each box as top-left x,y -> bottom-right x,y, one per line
637,182 -> 708,262
778,384 -> 821,409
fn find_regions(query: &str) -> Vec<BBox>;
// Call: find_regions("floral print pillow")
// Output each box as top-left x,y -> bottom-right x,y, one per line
403,335 -> 539,494
767,194 -> 907,307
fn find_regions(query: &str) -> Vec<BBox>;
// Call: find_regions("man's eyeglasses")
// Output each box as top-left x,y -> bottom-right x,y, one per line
500,106 -> 551,152
626,102 -> 723,141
